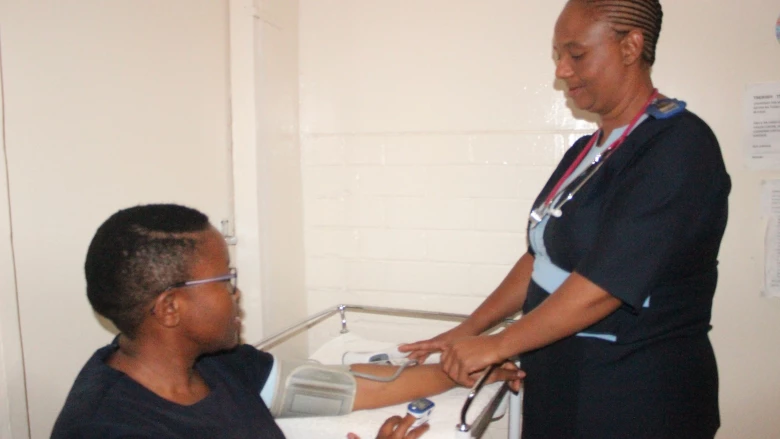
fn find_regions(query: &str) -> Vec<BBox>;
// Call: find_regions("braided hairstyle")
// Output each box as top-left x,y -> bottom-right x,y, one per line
85,204 -> 210,338
582,0 -> 663,66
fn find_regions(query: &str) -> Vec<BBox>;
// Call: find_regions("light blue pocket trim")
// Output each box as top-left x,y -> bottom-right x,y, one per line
643,296 -> 651,308
575,332 -> 617,342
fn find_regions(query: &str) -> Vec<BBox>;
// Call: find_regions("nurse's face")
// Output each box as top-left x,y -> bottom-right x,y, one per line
552,1 -> 627,116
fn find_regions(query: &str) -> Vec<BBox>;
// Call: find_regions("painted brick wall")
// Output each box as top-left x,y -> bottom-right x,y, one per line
298,1 -> 595,348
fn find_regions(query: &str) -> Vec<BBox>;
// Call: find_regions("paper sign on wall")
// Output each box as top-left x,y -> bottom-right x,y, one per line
760,179 -> 780,298
744,82 -> 780,169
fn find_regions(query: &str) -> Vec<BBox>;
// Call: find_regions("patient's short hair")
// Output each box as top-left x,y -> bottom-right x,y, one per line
85,204 -> 210,337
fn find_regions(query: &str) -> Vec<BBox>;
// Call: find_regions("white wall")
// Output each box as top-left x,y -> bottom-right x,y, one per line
299,1 -> 780,438
0,1 -> 234,437
299,1 -> 578,334
298,1 -> 587,347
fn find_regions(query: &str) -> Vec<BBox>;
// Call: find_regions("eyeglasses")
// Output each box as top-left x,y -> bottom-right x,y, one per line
149,268 -> 238,315
164,267 -> 238,295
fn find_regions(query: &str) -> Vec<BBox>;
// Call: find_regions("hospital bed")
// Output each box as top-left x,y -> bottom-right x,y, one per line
254,304 -> 522,439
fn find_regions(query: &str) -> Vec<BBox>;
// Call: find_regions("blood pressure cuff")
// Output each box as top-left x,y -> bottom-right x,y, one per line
268,360 -> 357,418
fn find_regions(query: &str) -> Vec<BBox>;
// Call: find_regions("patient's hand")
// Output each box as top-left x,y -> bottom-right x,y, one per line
346,414 -> 428,439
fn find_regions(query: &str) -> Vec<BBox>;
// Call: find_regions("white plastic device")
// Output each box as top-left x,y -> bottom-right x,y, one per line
407,398 -> 435,428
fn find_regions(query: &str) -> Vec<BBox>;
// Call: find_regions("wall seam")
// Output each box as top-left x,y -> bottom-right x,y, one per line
0,27 -> 32,439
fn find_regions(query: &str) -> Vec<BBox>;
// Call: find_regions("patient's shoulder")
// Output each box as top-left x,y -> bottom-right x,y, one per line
50,343 -> 130,438
198,344 -> 275,388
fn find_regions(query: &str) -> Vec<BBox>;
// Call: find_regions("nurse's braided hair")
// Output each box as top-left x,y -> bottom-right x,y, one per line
85,204 -> 210,338
583,0 -> 663,66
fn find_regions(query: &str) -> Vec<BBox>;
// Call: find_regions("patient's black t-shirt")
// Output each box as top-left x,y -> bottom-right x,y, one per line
51,341 -> 286,439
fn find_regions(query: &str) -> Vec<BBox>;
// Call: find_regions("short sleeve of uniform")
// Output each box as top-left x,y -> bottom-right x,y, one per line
576,116 -> 728,310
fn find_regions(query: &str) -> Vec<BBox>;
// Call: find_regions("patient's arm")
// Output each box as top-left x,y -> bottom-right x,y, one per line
351,364 -> 455,411
350,363 -> 522,411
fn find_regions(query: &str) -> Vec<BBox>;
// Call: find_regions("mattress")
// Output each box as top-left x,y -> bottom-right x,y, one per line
275,332 -> 514,439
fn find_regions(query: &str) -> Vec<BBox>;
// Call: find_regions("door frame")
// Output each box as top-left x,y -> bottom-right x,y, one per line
0,26 -> 31,439
228,0 -> 266,341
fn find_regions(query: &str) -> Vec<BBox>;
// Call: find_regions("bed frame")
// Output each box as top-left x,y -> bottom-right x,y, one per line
254,304 -> 522,439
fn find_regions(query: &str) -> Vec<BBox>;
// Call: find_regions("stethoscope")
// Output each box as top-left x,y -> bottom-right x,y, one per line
528,89 -> 659,229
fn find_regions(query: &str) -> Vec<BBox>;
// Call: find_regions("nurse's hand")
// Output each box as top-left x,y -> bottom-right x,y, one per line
440,334 -> 506,387
346,414 -> 429,439
398,326 -> 474,363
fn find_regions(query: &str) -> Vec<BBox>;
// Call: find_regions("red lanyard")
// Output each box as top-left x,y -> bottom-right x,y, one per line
541,89 -> 659,207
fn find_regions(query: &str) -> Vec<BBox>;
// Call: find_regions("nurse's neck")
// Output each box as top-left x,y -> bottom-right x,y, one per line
596,122 -> 628,147
598,82 -> 656,146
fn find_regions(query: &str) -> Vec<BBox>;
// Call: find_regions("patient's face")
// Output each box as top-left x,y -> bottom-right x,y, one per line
179,226 -> 242,352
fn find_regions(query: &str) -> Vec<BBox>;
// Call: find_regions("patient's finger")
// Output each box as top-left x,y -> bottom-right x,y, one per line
404,423 -> 430,439
390,414 -> 422,438
376,415 -> 403,438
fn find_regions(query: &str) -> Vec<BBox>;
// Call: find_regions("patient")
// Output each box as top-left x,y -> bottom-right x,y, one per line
51,204 -> 522,439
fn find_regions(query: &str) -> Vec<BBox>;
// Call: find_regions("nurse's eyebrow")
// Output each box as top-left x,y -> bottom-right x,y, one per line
556,41 -> 587,54
556,39 -> 586,49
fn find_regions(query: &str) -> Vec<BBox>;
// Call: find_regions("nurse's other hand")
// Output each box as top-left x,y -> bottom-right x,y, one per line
486,361 -> 526,393
441,334 -> 505,387
346,414 -> 429,439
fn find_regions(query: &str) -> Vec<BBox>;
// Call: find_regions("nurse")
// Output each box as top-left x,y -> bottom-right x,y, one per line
400,1 -> 730,438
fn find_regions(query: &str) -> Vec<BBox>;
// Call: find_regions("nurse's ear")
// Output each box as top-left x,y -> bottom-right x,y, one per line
619,28 -> 644,66
149,291 -> 182,328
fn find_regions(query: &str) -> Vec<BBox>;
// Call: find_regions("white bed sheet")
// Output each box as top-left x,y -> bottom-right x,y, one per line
275,332 -> 510,439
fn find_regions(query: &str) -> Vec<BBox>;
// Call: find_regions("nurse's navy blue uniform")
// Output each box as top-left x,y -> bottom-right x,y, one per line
520,103 -> 730,439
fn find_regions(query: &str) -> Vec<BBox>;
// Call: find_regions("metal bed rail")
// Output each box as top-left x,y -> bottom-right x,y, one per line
253,304 -> 493,350
253,304 -> 522,439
